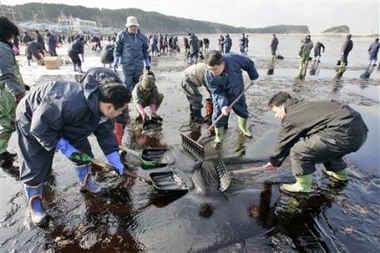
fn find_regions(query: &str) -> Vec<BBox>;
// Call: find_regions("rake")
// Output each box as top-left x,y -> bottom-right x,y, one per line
181,82 -> 254,191
211,154 -> 231,192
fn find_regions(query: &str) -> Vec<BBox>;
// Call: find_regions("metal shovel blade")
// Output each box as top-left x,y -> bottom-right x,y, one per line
149,170 -> 190,193
212,155 -> 231,192
180,133 -> 205,161
141,148 -> 173,169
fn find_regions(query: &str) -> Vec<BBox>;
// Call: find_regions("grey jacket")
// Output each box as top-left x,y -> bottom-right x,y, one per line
16,80 -> 118,155
269,98 -> 368,166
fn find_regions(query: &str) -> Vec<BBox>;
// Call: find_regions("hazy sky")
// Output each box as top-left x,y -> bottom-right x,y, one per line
1,0 -> 379,34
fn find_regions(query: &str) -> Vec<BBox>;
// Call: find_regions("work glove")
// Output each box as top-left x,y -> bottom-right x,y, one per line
264,162 -> 277,172
56,138 -> 93,166
221,106 -> 231,116
144,58 -> 150,72
106,151 -> 124,175
56,138 -> 78,158
113,56 -> 120,70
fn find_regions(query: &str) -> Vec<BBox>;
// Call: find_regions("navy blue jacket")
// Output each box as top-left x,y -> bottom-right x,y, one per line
205,53 -> 259,109
114,29 -> 149,70
16,80 -> 118,155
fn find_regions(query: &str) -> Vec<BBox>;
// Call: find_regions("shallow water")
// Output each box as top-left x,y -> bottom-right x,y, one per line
1,35 -> 379,252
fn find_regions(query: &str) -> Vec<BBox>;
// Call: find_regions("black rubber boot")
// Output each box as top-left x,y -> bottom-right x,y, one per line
0,151 -> 17,163
191,108 -> 207,123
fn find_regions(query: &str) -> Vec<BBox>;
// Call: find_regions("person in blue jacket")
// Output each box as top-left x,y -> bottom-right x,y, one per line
204,50 -> 259,148
45,29 -> 57,56
68,35 -> 85,73
16,71 -> 131,227
113,16 -> 150,144
368,38 -> 380,66
113,16 -> 150,92
222,34 -> 232,54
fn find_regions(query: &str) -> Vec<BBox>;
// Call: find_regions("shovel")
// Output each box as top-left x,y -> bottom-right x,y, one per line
140,148 -> 172,168
119,145 -> 175,169
92,159 -> 190,193
229,163 -> 290,175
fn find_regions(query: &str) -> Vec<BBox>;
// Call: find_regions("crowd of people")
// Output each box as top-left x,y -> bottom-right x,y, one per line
0,15 -> 375,228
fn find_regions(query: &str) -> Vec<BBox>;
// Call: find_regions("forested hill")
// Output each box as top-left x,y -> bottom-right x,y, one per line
5,3 -> 310,34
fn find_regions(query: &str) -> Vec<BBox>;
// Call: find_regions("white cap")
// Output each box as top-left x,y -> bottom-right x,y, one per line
125,16 -> 139,27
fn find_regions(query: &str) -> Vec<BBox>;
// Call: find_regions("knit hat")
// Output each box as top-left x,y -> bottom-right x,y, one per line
125,16 -> 139,27
139,74 -> 155,90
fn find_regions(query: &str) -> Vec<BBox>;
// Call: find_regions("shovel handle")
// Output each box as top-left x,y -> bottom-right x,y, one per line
91,159 -> 152,185
230,163 -> 290,175
230,166 -> 266,175
196,82 -> 254,143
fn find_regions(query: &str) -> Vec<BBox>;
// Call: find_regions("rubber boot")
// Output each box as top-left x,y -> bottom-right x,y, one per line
280,174 -> 312,194
0,151 -> 17,162
24,184 -> 48,226
238,116 -> 252,138
192,109 -> 207,123
74,164 -> 103,193
114,122 -> 124,145
323,168 -> 348,182
213,127 -> 224,148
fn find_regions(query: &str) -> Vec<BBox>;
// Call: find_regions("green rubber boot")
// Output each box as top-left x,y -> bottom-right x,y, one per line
212,127 -> 224,148
323,168 -> 348,182
237,116 -> 252,138
280,174 -> 312,194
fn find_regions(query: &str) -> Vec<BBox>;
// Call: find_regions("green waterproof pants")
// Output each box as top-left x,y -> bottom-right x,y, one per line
0,87 -> 17,154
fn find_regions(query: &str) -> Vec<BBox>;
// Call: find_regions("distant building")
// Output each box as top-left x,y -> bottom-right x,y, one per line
59,17 -> 98,33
